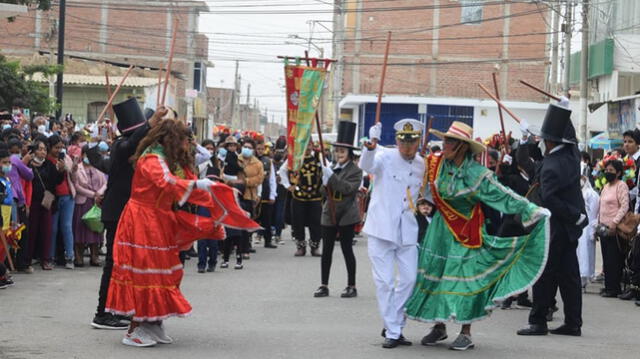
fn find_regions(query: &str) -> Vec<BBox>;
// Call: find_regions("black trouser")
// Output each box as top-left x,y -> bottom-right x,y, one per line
630,238 -> 640,287
600,234 -> 624,294
291,199 -> 321,247
321,224 -> 356,286
95,220 -> 117,317
14,204 -> 30,270
258,202 -> 273,245
529,237 -> 582,328
223,236 -> 243,264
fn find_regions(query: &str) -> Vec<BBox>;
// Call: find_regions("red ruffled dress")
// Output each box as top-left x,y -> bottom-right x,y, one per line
105,146 -> 259,322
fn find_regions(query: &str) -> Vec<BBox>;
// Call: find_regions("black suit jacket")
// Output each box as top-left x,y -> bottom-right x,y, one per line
87,123 -> 150,223
539,145 -> 587,243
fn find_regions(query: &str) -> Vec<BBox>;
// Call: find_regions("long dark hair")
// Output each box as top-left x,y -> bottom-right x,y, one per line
132,119 -> 193,173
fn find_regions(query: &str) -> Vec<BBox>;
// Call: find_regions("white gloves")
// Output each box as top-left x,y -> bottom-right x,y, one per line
369,123 -> 382,141
502,154 -> 513,165
558,96 -> 570,109
196,178 -> 215,190
321,164 -> 334,186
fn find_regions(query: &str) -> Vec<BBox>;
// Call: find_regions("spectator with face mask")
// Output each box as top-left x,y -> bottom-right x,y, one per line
6,138 -> 33,272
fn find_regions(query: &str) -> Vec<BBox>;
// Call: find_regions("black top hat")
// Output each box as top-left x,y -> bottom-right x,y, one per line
113,98 -> 146,134
333,121 -> 358,150
539,104 -> 576,145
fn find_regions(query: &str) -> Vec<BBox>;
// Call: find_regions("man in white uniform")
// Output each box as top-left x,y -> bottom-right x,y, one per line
359,119 -> 426,349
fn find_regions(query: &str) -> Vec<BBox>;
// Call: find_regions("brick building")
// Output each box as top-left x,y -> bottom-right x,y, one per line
0,0 -> 210,126
335,0 -> 554,143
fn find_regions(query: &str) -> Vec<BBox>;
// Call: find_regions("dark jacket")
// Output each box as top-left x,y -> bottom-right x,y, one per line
321,160 -> 363,227
30,160 -> 64,205
87,123 -> 150,223
539,145 -> 587,243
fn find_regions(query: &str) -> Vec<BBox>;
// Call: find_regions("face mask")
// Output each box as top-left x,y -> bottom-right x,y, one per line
33,157 -> 44,165
79,141 -> 87,147
538,140 -> 546,156
241,147 -> 253,158
83,158 -> 90,165
604,172 -> 617,182
218,147 -> 227,157
98,141 -> 109,152
2,164 -> 11,174
2,124 -> 11,131
37,125 -> 46,134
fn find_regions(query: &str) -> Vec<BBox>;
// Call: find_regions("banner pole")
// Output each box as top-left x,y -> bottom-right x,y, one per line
374,31 -> 392,125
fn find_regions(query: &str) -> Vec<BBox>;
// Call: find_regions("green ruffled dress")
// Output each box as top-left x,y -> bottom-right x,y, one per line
404,155 -> 550,324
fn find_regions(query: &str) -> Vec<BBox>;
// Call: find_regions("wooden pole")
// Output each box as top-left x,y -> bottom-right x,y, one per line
519,79 -> 561,101
104,70 -> 115,120
492,72 -> 507,143
374,31 -> 392,125
477,83 -> 522,124
161,18 -> 179,106
156,62 -> 164,108
95,65 -> 134,123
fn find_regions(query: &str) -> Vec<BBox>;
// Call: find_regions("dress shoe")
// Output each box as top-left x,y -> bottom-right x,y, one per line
601,290 -> 620,298
549,324 -> 581,336
314,286 -> 329,297
618,288 -> 638,300
264,243 -> 277,249
382,337 -> 411,349
380,330 -> 411,346
340,287 -> 357,298
546,305 -> 558,322
516,324 -> 548,336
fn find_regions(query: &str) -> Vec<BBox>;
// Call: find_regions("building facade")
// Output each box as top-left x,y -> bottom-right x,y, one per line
335,0 -> 552,143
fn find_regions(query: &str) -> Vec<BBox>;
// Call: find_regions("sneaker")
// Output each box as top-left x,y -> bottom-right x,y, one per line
449,333 -> 474,351
421,326 -> 448,346
91,313 -> 129,330
122,326 -> 157,347
42,261 -> 54,270
141,322 -> 173,344
234,263 -> 243,270
206,265 -> 215,272
220,262 -> 229,269
65,259 -> 74,270
0,280 -> 9,289
197,267 -> 205,273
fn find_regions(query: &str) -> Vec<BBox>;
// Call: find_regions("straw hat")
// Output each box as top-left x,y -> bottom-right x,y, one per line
430,121 -> 486,154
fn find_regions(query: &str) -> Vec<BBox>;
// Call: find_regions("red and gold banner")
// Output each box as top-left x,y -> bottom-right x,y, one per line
284,63 -> 326,172
428,154 -> 484,248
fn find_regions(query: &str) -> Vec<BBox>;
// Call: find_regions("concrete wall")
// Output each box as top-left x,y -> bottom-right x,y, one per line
61,86 -> 140,125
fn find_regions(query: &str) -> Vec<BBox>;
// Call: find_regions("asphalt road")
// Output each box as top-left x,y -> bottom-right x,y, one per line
1,233 -> 637,359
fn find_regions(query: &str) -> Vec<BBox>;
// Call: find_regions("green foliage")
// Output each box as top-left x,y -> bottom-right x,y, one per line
4,0 -> 51,11
22,64 -> 63,77
0,55 -> 51,113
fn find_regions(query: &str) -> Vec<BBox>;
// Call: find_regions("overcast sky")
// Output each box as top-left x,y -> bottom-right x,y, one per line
200,1 -> 333,127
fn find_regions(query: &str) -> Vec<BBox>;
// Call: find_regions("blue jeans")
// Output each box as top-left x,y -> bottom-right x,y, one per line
197,239 -> 219,270
51,195 -> 75,260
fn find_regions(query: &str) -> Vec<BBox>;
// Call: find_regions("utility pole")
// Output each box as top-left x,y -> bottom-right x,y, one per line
55,0 -> 66,120
563,0 -> 573,95
550,2 -> 560,93
579,0 -> 589,144
233,60 -> 239,128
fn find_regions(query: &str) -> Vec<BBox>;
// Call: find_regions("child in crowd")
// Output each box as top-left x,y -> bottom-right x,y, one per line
416,198 -> 435,245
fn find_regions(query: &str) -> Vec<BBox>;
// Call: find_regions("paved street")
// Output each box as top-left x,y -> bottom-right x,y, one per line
1,233 -> 637,359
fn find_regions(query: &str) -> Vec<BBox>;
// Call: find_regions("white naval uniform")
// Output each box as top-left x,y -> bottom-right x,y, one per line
359,145 -> 426,340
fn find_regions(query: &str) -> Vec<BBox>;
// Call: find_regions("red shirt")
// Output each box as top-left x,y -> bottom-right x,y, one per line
48,157 -> 70,196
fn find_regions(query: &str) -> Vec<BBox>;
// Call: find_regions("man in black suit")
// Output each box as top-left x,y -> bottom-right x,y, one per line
88,99 -> 163,329
518,104 -> 587,337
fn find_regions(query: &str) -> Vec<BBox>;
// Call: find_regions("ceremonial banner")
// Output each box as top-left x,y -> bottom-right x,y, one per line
284,64 -> 327,172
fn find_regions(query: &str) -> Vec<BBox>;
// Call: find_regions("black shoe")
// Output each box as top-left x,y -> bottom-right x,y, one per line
382,337 -> 411,348
249,248 -> 257,253
310,247 -> 321,257
618,289 -> 637,300
340,287 -> 357,298
91,313 -> 129,330
516,297 -> 533,308
186,248 -> 197,257
501,297 -> 513,310
601,290 -> 620,298
206,266 -> 215,272
197,267 -> 205,273
314,286 -> 329,297
549,324 -> 581,336
546,305 -> 558,322
516,324 -> 548,336
264,243 -> 277,248
380,329 -> 411,346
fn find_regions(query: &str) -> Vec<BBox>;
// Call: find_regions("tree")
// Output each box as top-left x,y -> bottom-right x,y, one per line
0,55 -> 51,113
3,1 -> 51,11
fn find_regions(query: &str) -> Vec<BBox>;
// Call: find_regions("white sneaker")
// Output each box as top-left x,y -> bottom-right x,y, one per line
141,322 -> 174,344
121,326 -> 157,347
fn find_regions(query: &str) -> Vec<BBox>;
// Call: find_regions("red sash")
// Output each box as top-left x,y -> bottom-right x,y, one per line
428,154 -> 484,249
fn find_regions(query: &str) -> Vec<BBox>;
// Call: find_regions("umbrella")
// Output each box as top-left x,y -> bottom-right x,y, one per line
589,132 -> 623,150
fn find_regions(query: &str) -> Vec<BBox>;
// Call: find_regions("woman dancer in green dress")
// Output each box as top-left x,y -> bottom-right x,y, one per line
404,121 -> 550,351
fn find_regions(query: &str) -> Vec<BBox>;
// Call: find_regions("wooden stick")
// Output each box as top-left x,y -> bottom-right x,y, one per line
374,31 -> 392,125
477,83 -> 522,124
519,79 -> 561,101
0,231 -> 15,272
105,70 -> 115,121
156,62 -> 164,108
161,18 -> 179,106
95,65 -> 134,123
492,72 -> 507,143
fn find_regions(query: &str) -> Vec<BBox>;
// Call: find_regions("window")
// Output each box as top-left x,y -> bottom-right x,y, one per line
193,62 -> 203,92
460,0 -> 483,24
87,101 -> 107,123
